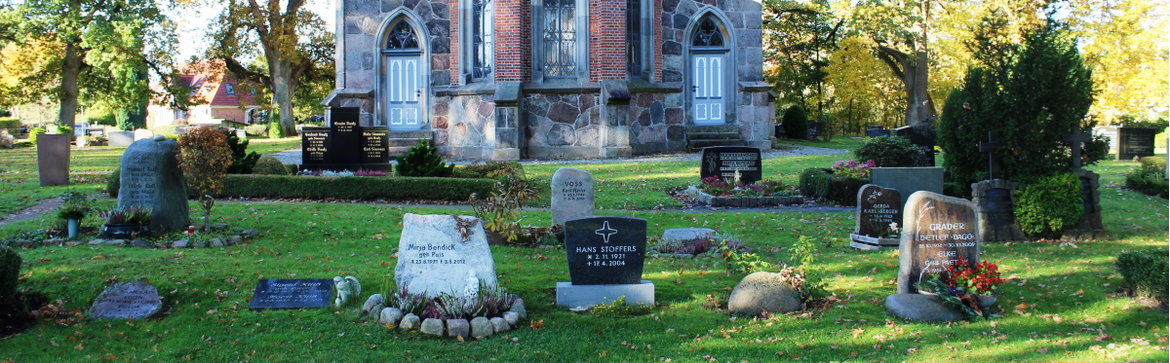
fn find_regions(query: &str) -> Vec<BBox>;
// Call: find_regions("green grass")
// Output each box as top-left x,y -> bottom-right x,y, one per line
0,142 -> 1166,361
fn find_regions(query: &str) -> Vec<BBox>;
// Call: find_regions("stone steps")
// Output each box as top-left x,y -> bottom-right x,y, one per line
686,125 -> 745,151
388,131 -> 433,152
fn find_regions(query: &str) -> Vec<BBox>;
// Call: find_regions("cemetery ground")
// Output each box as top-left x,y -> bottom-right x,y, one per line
0,140 -> 1167,361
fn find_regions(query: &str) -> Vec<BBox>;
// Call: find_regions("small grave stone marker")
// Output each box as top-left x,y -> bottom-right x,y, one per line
35,134 -> 70,186
551,167 -> 595,226
897,191 -> 981,294
1066,169 -> 1106,240
248,279 -> 333,309
108,131 -> 134,147
396,214 -> 498,297
700,146 -> 762,184
871,167 -> 943,207
850,184 -> 902,250
117,136 -> 189,231
971,179 -> 1025,242
132,129 -> 155,141
88,280 -> 164,320
557,216 -> 654,308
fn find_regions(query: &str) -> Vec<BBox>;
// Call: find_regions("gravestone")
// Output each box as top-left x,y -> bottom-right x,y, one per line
870,167 -> 944,207
557,216 -> 654,308
896,191 -> 980,294
35,134 -> 70,186
551,168 -> 595,226
300,107 -> 391,171
132,129 -> 155,141
117,136 -> 189,232
1066,169 -> 1106,240
248,279 -> 333,309
87,280 -> 164,320
849,184 -> 902,250
865,126 -> 891,138
893,125 -> 936,167
108,131 -> 134,147
396,213 -> 498,297
700,146 -> 762,184
971,179 -> 1025,242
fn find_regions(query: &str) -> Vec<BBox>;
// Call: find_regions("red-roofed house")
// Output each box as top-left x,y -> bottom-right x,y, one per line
146,62 -> 262,129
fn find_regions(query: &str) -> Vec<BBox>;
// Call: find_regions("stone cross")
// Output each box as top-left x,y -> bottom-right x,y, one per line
978,131 -> 1003,180
1064,126 -> 1091,169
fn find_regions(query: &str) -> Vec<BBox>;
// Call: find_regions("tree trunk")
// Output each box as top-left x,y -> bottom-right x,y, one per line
267,52 -> 298,137
875,47 -> 937,127
58,42 -> 82,127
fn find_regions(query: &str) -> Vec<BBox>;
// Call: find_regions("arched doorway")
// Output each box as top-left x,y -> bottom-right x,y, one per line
688,16 -> 730,126
381,19 -> 425,131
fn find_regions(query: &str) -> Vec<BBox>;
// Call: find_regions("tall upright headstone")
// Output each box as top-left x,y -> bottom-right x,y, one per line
896,191 -> 981,294
1066,169 -> 1107,240
117,136 -> 189,232
551,168 -> 595,226
971,179 -> 1025,242
700,146 -> 762,184
849,184 -> 902,250
36,134 -> 70,186
556,216 -> 654,308
396,214 -> 498,297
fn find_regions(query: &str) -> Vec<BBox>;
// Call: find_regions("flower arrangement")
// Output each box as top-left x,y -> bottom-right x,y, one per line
654,233 -> 746,255
354,169 -> 389,177
885,222 -> 901,239
101,207 -> 152,226
831,159 -> 876,179
917,257 -> 1004,319
55,192 -> 90,220
698,176 -> 797,197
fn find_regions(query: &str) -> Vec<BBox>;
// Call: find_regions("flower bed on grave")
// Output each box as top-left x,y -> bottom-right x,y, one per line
358,286 -> 528,340
648,232 -> 747,258
685,177 -> 803,208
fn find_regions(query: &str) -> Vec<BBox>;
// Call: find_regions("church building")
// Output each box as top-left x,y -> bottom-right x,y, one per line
324,0 -> 773,160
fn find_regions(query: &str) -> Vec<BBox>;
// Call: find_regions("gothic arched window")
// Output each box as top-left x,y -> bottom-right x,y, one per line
692,18 -> 724,47
386,21 -> 419,50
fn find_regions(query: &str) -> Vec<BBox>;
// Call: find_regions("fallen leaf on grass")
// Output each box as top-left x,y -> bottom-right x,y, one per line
530,320 -> 544,329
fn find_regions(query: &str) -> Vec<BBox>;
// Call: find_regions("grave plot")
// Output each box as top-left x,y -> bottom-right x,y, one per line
685,146 -> 803,207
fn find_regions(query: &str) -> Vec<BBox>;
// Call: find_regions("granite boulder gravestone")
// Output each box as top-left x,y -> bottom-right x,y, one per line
36,134 -> 70,186
551,167 -> 595,226
88,280 -> 164,320
700,146 -> 762,184
849,184 -> 902,250
248,279 -> 333,309
557,216 -> 654,308
896,191 -> 981,294
117,136 -> 189,232
871,167 -> 944,207
396,213 -> 498,297
971,179 -> 1025,242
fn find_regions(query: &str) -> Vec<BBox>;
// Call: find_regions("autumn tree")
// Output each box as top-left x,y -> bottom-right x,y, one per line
763,0 -> 843,119
849,0 -> 940,128
1068,0 -> 1169,124
202,0 -> 333,137
0,0 -> 183,127
824,36 -> 904,133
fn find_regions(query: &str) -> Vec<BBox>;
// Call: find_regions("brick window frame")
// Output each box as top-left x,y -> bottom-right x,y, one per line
627,0 -> 653,79
461,0 -> 495,83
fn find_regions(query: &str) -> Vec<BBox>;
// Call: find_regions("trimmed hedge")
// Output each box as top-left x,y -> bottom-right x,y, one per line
1014,173 -> 1083,239
219,174 -> 495,201
0,117 -> 19,130
1116,249 -> 1169,305
798,168 -> 867,207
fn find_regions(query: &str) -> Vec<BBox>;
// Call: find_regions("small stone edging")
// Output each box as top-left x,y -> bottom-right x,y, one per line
685,186 -> 804,208
359,294 -> 528,340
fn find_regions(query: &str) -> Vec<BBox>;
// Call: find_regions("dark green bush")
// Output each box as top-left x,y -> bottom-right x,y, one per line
798,168 -> 865,206
1139,156 -> 1166,172
107,169 -> 120,197
1084,134 -> 1110,166
1116,249 -> 1168,305
0,117 -> 18,130
854,136 -> 920,167
223,129 -> 260,174
1124,168 -> 1167,198
0,246 -> 19,304
252,156 -> 288,175
453,162 -> 525,179
1014,173 -> 1084,239
218,174 -> 494,201
782,106 -> 808,140
396,139 -> 453,177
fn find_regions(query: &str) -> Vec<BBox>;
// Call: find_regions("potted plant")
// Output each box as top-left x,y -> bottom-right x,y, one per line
101,207 -> 152,239
55,192 -> 90,238
916,257 -> 1004,319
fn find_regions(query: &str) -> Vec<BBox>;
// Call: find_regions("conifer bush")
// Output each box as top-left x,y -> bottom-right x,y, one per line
782,106 -> 808,140
396,139 -> 453,177
252,156 -> 288,175
222,129 -> 260,174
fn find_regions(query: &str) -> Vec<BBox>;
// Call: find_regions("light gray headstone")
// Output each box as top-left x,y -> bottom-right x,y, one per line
108,131 -> 134,147
132,129 -> 155,141
897,191 -> 981,294
117,137 -> 190,232
87,280 -> 164,320
871,167 -> 943,207
551,167 -> 594,226
395,213 -> 498,298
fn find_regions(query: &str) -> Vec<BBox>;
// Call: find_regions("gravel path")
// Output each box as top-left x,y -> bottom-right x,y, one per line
0,197 -> 63,229
264,144 -> 848,165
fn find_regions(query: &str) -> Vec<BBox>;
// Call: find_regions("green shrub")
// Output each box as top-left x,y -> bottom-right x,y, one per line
1124,168 -> 1167,198
782,105 -> 808,140
453,162 -> 525,179
854,136 -> 919,167
223,129 -> 260,174
0,246 -> 19,304
1139,156 -> 1166,172
396,139 -> 453,177
1084,134 -> 1110,166
107,170 -> 120,197
1116,249 -> 1169,305
1014,173 -> 1084,239
798,167 -> 866,206
0,117 -> 19,130
799,168 -> 832,200
218,174 -> 494,201
252,156 -> 288,175
28,127 -> 45,145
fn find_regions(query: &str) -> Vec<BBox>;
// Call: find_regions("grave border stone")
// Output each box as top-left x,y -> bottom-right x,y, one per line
971,179 -> 1025,242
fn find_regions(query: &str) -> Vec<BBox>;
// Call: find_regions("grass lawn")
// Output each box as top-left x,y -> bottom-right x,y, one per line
0,142 -> 1166,361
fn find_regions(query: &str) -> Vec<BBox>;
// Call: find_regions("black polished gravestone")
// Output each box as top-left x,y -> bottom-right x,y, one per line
563,216 -> 647,285
248,279 -> 333,309
700,146 -> 762,184
299,107 -> 391,171
850,184 -> 902,250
